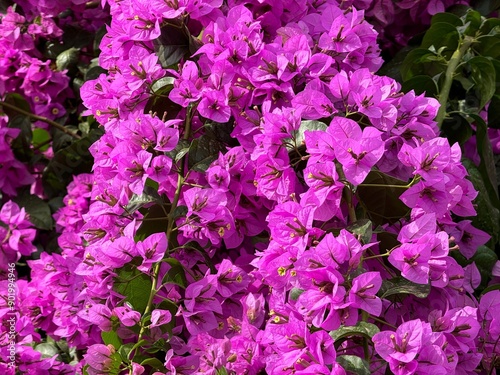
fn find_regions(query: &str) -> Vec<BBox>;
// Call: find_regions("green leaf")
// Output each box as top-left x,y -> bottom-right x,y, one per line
56,47 -> 80,71
166,139 -> 190,162
84,65 -> 107,82
114,258 -> 153,314
337,355 -> 371,375
62,25 -> 94,49
475,35 -> 500,60
134,204 -> 169,242
47,196 -> 64,213
431,12 -> 463,27
487,95 -> 500,129
421,22 -> 460,56
289,288 -> 305,301
468,56 -> 496,110
32,128 -> 51,151
377,231 -> 399,254
42,128 -> 103,198
119,340 -> 151,363
145,95 -> 182,122
440,113 -> 472,145
377,45 -> 415,81
78,121 -> 90,137
34,343 -> 59,359
449,4 -> 473,17
472,114 -> 500,207
380,277 -> 431,299
44,25 -> 93,59
162,258 -> 188,288
101,331 -> 122,349
188,135 -> 226,172
471,246 -> 498,288
172,205 -> 188,220
0,1 -> 11,14
204,121 -> 239,148
118,343 -> 135,363
145,178 -> 159,191
401,75 -> 439,96
93,24 -> 108,54
490,59 -> 500,96
481,283 -> 500,295
151,77 -> 175,93
357,171 -> 410,226
330,321 -> 380,343
400,48 -> 444,81
9,115 -> 33,162
471,0 -> 500,15
126,186 -> 162,214
175,147 -> 190,162
462,157 -> 500,247
347,219 -> 373,245
108,352 -> 123,375
154,21 -> 192,68
2,93 -> 31,118
51,127 -> 74,153
150,336 -> 170,350
140,358 -> 167,371
216,367 -> 229,375
479,17 -> 500,35
287,120 -> 328,150
463,9 -> 483,36
13,192 -> 53,230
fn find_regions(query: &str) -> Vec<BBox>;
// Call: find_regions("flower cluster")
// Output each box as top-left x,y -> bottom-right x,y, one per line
0,279 -> 76,374
26,174 -> 98,350
0,116 -> 34,195
3,0 -> 500,375
0,201 -> 36,272
0,7 -> 69,118
0,6 -> 68,195
0,3 -> 108,197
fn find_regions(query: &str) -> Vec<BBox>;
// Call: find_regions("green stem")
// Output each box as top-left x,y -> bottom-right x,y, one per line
357,183 -> 409,189
33,137 -> 53,150
362,252 -> 390,260
489,336 -> 500,375
359,174 -> 420,190
336,162 -> 357,223
369,315 -> 397,329
135,217 -> 169,222
136,104 -> 194,346
361,311 -> 370,362
0,100 -> 81,139
435,36 -> 474,128
166,104 -> 193,240
136,263 -> 160,341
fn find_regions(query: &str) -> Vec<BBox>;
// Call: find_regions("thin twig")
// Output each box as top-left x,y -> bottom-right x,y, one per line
0,100 -> 81,139
436,36 -> 474,128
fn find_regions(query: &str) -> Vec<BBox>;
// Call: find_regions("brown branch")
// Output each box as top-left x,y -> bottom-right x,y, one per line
0,101 -> 81,140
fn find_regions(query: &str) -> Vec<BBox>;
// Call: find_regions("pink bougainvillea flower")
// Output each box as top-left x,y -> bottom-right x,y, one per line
349,271 -> 383,316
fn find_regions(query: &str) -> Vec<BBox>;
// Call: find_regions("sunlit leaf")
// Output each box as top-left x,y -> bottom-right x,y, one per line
357,171 -> 410,226
114,258 -> 153,314
101,331 -> 122,350
380,277 -> 431,299
337,355 -> 371,375
162,258 -> 188,288
13,191 -> 53,230
330,322 -> 380,342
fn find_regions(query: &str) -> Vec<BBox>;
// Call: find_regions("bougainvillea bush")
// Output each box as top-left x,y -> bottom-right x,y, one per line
1,0 -> 500,374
